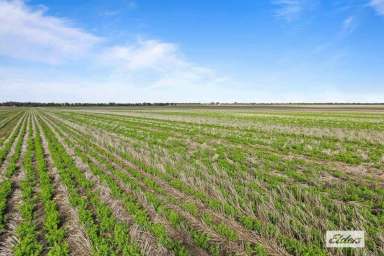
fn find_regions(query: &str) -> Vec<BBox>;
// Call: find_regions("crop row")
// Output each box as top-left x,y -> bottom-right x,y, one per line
54,111 -> 382,208
56,110 -> 384,167
41,113 -> 263,255
0,113 -> 27,235
109,108 -> 384,130
33,116 -> 69,255
0,111 -> 23,135
42,112 -> 337,254
0,112 -> 29,256
37,113 -> 143,256
1,108 -> 382,255
0,113 -> 26,166
13,117 -> 43,255
40,113 -> 201,255
43,111 -> 292,255
46,109 -> 383,255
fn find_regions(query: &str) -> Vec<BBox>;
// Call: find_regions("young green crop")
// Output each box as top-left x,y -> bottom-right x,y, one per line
14,117 -> 43,256
43,111 -> 269,256
37,115 -> 141,256
0,113 -> 25,166
33,119 -> 69,256
49,107 -> 383,256
0,180 -> 12,231
0,107 -> 378,256
0,114 -> 27,234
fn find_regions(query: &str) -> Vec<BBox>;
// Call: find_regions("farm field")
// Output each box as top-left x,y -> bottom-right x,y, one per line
0,106 -> 383,256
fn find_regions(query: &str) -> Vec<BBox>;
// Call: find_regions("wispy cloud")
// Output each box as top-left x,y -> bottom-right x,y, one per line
370,0 -> 384,15
100,9 -> 120,17
101,40 -> 181,72
99,39 -> 224,90
100,0 -> 136,16
0,0 -> 101,64
273,0 -> 304,21
273,0 -> 319,22
342,16 -> 355,33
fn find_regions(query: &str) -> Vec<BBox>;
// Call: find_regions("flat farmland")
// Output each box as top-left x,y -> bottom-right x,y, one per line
0,106 -> 383,256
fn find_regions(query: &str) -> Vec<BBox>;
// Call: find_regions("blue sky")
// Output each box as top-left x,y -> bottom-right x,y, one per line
1,0 -> 384,102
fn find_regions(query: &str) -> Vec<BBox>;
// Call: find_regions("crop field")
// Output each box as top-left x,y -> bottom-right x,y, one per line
0,106 -> 383,256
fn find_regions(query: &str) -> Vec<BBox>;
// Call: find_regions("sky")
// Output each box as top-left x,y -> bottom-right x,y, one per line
1,0 -> 384,103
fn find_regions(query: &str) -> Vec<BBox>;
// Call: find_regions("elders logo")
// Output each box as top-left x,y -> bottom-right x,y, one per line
326,231 -> 365,248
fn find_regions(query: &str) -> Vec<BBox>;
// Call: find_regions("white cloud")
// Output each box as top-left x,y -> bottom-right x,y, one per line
0,66 -> 231,102
370,0 -> 384,15
0,0 -> 101,64
101,40 -> 180,72
2,67 -> 383,103
273,0 -> 318,21
99,39 -> 225,90
0,0 -> 228,101
273,0 -> 303,21
342,16 -> 354,33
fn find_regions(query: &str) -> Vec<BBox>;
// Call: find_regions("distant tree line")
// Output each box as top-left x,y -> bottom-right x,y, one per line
0,102 -> 382,107
0,102 -> 178,107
